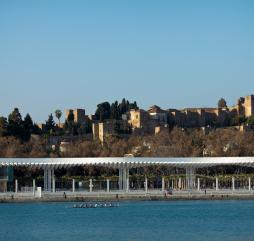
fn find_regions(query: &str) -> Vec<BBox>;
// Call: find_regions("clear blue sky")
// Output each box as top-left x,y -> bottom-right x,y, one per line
0,0 -> 253,123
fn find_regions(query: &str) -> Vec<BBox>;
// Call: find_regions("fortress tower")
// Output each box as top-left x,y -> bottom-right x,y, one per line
65,109 -> 86,124
244,95 -> 254,117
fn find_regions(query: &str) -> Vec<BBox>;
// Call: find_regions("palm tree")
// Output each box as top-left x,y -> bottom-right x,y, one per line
55,109 -> 62,127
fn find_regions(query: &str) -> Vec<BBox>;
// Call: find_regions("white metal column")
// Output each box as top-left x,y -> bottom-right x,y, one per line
216,177 -> 219,191
186,167 -> 195,189
48,169 -> 52,191
72,179 -> 75,193
118,165 -> 129,192
232,177 -> 235,191
52,175 -> 55,193
178,177 -> 182,190
123,167 -> 126,191
162,177 -> 165,192
15,179 -> 18,193
44,168 -> 54,192
118,167 -> 123,190
126,170 -> 129,192
145,176 -> 148,193
44,169 -> 48,191
107,179 -> 110,193
89,179 -> 93,192
33,179 -> 35,196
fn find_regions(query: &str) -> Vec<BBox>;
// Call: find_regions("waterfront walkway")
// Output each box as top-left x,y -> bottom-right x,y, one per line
1,189 -> 254,202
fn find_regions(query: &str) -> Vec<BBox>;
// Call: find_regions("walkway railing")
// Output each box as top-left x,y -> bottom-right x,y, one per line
3,176 -> 254,195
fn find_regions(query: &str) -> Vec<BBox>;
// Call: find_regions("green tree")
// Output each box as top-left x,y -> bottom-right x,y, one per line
119,99 -> 139,114
119,98 -> 127,115
67,110 -> 74,122
55,109 -> 62,127
229,115 -> 246,126
85,119 -> 92,133
129,101 -> 138,110
64,110 -> 76,135
32,124 -> 42,135
126,100 -> 130,110
218,98 -> 227,108
110,101 -> 119,119
0,117 -> 8,136
114,121 -> 121,134
247,115 -> 254,126
22,114 -> 34,141
77,123 -> 86,136
45,114 -> 55,134
7,108 -> 23,138
23,114 -> 33,131
95,102 -> 111,121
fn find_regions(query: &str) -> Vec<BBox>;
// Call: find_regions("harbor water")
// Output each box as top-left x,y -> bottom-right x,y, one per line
0,200 -> 254,241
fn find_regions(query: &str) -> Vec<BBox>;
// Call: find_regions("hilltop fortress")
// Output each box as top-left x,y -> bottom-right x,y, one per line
61,95 -> 254,143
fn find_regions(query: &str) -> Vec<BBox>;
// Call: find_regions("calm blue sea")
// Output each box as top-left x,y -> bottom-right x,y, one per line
0,200 -> 253,241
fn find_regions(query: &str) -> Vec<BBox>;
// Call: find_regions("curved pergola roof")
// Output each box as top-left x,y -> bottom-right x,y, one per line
0,157 -> 254,169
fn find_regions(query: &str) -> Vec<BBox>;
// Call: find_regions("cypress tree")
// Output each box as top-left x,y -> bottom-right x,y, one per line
45,114 -> 55,134
22,114 -> 33,141
7,108 -> 23,138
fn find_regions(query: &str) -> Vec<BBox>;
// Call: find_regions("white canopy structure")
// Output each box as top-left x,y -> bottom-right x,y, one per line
1,157 -> 254,192
1,157 -> 254,168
